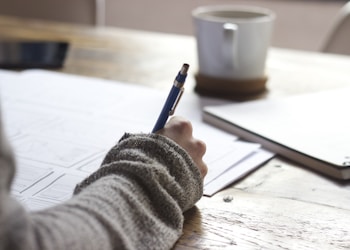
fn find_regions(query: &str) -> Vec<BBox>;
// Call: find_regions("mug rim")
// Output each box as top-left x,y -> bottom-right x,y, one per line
192,5 -> 276,23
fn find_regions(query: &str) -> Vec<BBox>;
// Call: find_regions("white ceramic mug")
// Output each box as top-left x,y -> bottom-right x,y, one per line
192,5 -> 275,80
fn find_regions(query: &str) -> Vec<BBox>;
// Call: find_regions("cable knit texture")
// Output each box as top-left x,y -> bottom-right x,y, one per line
0,115 -> 203,250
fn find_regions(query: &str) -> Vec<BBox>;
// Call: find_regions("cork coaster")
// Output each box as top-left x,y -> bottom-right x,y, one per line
195,73 -> 268,99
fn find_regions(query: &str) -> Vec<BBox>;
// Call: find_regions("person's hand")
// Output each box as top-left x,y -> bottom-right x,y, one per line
156,116 -> 208,179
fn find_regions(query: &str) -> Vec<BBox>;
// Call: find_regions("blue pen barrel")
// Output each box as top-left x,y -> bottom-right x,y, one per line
151,63 -> 189,133
152,85 -> 180,133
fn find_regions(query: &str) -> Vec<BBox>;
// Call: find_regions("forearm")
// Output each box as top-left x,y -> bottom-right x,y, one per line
81,132 -> 203,212
71,133 -> 203,248
1,133 -> 203,250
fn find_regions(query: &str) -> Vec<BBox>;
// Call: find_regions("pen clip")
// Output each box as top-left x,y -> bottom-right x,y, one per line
169,87 -> 184,116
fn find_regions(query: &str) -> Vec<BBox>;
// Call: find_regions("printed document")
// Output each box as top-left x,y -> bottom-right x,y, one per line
0,69 -> 274,210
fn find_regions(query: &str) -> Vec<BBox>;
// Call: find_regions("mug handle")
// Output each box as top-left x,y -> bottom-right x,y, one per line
223,23 -> 238,70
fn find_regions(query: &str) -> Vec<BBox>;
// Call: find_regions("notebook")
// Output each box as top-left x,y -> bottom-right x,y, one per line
203,87 -> 350,180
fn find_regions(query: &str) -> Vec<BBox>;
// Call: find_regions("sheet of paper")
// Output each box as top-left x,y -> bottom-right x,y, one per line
0,69 -> 274,210
204,149 -> 274,196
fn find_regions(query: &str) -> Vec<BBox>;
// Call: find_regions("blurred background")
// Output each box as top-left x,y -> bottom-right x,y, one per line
0,0 -> 348,52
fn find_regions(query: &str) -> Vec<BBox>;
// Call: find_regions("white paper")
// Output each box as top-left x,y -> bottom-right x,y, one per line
204,149 -> 274,196
0,69 -> 274,210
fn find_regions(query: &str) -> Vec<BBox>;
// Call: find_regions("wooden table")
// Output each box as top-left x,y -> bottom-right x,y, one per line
1,16 -> 350,249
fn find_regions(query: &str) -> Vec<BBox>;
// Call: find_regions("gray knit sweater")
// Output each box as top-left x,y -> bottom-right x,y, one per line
0,120 -> 203,249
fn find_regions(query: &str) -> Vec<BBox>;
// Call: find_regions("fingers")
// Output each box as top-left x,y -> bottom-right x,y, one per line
162,116 -> 193,139
196,159 -> 208,178
157,116 -> 208,178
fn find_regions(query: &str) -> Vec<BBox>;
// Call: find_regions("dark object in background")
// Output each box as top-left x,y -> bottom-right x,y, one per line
0,40 -> 69,69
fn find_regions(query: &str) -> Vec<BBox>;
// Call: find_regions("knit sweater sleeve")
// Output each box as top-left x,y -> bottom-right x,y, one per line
1,132 -> 203,250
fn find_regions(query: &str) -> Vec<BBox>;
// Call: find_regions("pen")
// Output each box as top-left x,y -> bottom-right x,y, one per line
152,63 -> 189,133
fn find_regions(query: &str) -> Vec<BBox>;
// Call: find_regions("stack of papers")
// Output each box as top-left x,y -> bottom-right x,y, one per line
0,69 -> 274,210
